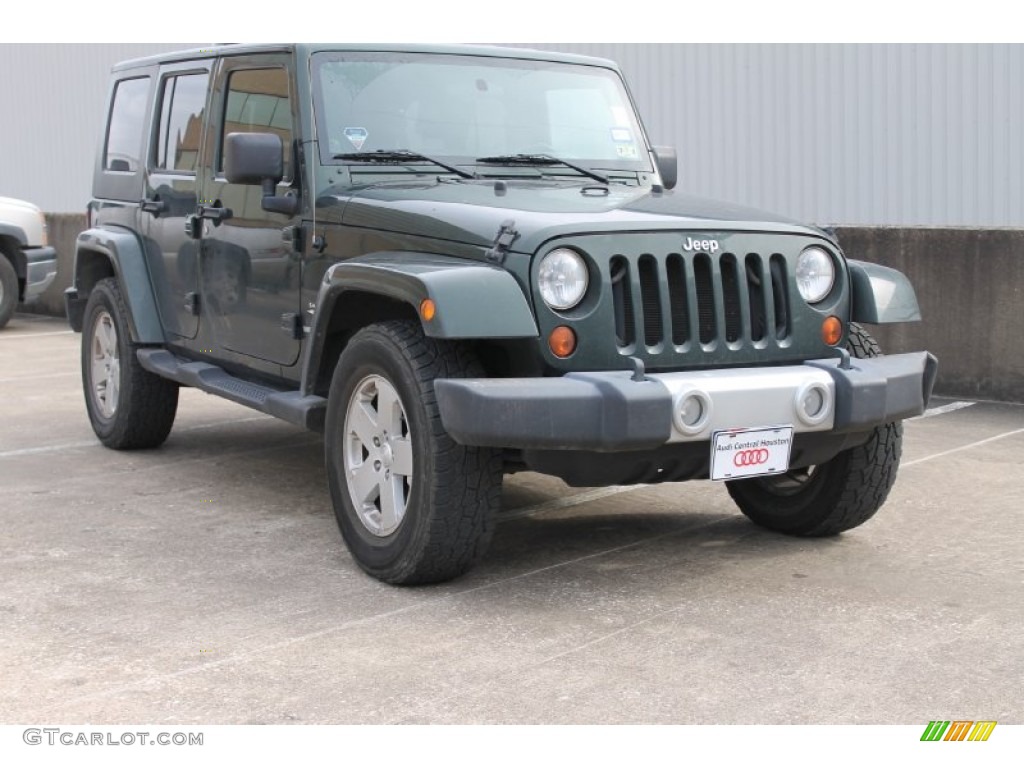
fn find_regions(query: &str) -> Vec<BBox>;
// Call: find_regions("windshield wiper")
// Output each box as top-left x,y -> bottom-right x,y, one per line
334,149 -> 476,180
475,154 -> 609,185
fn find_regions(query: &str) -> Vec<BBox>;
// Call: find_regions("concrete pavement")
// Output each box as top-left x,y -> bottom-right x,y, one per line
1,314 -> 1021,724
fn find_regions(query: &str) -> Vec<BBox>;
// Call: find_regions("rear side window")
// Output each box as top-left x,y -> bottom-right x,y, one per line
104,77 -> 150,172
154,72 -> 209,173
221,68 -> 293,179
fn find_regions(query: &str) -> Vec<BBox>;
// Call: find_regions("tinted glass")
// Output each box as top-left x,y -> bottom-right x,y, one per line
221,68 -> 292,178
104,77 -> 150,172
313,53 -> 651,171
155,72 -> 209,173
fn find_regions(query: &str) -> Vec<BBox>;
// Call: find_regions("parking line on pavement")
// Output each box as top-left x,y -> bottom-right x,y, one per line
908,401 -> 975,420
903,427 -> 1024,468
0,441 -> 98,458
1,330 -> 74,339
0,371 -> 78,384
0,415 -> 275,459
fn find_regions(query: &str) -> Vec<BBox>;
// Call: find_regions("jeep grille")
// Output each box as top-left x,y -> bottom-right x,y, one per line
610,251 -> 791,351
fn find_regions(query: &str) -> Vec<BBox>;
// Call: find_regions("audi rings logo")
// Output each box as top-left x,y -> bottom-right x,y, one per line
734,449 -> 769,467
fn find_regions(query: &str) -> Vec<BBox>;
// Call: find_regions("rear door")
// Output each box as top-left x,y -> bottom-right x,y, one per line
197,53 -> 302,366
141,60 -> 213,339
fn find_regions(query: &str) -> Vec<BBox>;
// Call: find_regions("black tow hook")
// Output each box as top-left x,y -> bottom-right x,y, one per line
628,356 -> 650,382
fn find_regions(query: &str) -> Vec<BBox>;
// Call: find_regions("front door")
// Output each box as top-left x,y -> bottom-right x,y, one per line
198,54 -> 301,367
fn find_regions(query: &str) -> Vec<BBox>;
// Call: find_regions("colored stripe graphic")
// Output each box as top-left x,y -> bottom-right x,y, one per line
921,721 -> 950,741
944,721 -> 973,741
968,722 -> 997,741
921,720 -> 997,742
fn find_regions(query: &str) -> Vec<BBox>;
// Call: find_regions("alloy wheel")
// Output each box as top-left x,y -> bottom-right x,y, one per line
342,374 -> 414,537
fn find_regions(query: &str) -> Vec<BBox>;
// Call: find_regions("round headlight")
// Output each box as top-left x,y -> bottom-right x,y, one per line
796,247 -> 835,304
538,248 -> 589,310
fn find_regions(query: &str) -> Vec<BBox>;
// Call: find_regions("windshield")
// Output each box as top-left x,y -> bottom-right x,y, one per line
312,51 -> 652,174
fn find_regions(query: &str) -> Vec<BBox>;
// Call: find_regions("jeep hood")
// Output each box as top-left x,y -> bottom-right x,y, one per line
321,180 -> 827,255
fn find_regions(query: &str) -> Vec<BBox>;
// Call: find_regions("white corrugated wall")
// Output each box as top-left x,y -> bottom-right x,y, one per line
0,44 -> 201,213
2,43 -> 1021,225
510,43 -> 1024,227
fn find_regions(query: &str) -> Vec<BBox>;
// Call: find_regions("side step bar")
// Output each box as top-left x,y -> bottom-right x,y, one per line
137,349 -> 327,432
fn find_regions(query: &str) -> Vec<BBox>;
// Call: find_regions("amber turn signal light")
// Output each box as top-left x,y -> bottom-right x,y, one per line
822,316 -> 843,346
419,299 -> 436,322
548,326 -> 577,358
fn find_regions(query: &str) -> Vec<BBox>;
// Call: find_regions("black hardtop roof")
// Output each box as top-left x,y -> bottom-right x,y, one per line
111,43 -> 619,72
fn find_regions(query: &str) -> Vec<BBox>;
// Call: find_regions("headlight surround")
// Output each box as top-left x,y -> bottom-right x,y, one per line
796,246 -> 835,304
538,248 -> 589,311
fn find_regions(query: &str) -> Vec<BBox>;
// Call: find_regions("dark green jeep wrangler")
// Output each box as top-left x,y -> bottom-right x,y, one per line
66,44 -> 937,584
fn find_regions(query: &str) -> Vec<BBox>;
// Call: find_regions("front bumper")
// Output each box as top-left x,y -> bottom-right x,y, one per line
435,352 -> 938,452
23,245 -> 57,302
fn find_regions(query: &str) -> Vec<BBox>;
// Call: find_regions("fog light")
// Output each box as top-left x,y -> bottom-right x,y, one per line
548,326 -> 577,358
794,381 -> 831,426
802,388 -> 824,416
672,389 -> 712,435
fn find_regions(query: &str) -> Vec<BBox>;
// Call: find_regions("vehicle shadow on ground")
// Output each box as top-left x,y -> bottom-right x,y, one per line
152,429 -> 849,589
447,511 -> 849,592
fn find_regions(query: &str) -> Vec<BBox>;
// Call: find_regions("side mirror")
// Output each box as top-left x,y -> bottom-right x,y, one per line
223,132 -> 298,216
224,132 -> 283,185
652,146 -> 678,190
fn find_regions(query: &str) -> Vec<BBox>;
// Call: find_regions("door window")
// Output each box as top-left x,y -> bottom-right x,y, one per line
103,77 -> 150,173
154,72 -> 209,173
220,68 -> 293,179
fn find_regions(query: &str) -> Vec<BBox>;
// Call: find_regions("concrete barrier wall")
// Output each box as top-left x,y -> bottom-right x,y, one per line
835,227 -> 1024,403
26,213 -> 86,317
19,217 -> 1023,403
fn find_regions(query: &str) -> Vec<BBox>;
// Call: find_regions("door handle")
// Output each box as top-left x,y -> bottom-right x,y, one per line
140,197 -> 168,216
184,214 -> 202,240
197,204 -> 233,224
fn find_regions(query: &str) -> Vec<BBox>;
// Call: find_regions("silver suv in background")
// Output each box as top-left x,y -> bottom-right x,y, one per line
0,196 -> 57,328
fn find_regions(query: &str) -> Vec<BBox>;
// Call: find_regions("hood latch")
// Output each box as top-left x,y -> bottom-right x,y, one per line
485,219 -> 519,264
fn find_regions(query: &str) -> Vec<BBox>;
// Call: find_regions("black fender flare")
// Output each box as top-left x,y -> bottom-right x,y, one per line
848,260 -> 922,324
302,252 -> 538,394
0,222 -> 28,246
73,226 -> 165,343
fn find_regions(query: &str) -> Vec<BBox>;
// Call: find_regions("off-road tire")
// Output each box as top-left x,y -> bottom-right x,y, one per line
81,277 -> 179,449
324,320 -> 503,585
725,323 -> 903,536
0,252 -> 17,329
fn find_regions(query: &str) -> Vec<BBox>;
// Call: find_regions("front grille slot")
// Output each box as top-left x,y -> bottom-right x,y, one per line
693,254 -> 716,345
609,250 -> 792,354
638,255 -> 662,347
721,254 -> 743,343
769,254 -> 791,338
610,255 -> 635,348
746,254 -> 767,342
666,254 -> 689,346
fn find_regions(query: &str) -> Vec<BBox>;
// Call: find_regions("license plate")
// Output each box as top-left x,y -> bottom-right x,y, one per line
710,426 -> 794,481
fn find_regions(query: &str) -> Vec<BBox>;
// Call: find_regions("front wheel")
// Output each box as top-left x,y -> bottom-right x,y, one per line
725,324 -> 903,536
81,278 -> 179,449
324,320 -> 503,585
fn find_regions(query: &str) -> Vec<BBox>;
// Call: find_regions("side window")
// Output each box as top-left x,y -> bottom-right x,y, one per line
154,72 -> 209,173
104,77 -> 150,172
221,68 -> 293,179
